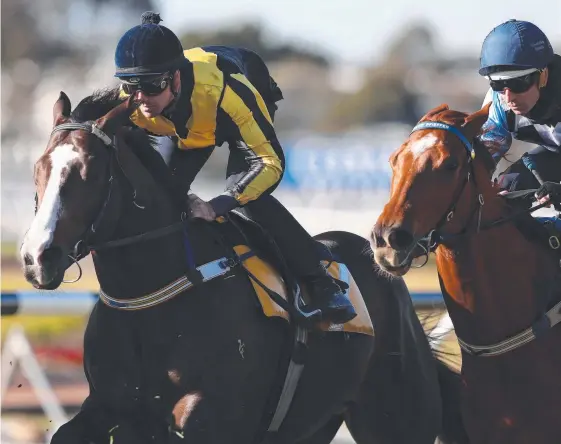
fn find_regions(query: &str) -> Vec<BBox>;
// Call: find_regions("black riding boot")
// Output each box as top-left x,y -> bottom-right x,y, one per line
228,188 -> 358,324
303,265 -> 357,324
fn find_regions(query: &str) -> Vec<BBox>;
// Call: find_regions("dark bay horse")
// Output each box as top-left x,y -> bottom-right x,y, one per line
372,103 -> 561,443
20,89 -> 465,444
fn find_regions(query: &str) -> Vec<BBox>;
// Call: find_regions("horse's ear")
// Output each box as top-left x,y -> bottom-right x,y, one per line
462,102 -> 491,138
53,91 -> 71,126
420,104 -> 449,121
95,96 -> 137,135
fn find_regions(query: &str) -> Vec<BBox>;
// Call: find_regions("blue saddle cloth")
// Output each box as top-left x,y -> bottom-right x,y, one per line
535,217 -> 561,232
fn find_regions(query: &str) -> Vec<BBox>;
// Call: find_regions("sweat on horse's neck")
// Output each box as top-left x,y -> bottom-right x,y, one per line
435,209 -> 555,345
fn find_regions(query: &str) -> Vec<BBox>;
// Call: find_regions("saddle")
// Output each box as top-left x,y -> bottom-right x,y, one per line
216,210 -> 373,335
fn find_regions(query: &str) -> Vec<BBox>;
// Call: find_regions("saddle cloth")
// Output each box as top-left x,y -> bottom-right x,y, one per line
234,245 -> 374,336
535,216 -> 561,231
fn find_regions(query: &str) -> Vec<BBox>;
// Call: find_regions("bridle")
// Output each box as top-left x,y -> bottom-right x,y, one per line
407,121 -> 561,357
407,121 -> 482,267
48,121 -> 187,282
51,122 -> 124,264
409,121 -> 552,267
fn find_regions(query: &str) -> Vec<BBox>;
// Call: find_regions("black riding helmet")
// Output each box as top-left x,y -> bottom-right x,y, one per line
114,11 -> 184,78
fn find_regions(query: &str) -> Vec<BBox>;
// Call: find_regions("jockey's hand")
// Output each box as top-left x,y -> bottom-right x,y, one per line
535,182 -> 561,207
186,193 -> 216,222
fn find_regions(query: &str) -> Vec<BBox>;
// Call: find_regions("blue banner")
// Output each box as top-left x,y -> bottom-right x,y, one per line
279,135 -> 400,191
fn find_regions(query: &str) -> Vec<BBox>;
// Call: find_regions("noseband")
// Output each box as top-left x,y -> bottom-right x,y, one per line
407,121 -> 483,266
47,122 -> 188,281
51,122 -> 122,267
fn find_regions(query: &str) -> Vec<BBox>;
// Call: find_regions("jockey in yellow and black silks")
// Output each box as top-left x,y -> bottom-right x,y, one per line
113,11 -> 357,324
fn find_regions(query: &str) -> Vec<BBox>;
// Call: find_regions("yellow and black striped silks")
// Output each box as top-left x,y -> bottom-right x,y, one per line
122,47 -> 284,206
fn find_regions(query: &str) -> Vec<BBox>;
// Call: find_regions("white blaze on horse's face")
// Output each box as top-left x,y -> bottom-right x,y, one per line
21,144 -> 79,265
410,134 -> 438,158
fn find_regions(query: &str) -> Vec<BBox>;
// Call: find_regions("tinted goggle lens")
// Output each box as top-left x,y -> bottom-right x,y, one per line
489,72 -> 539,94
121,76 -> 170,96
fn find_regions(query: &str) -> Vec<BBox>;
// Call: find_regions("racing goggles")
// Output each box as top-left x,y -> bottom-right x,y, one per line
120,74 -> 172,96
489,71 -> 540,94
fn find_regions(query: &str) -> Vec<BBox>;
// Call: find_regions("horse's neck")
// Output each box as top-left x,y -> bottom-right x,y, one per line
93,196 -> 188,299
436,201 -> 557,344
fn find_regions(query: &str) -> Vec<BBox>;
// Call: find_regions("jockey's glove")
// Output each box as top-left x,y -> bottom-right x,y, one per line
535,182 -> 561,204
187,193 -> 217,222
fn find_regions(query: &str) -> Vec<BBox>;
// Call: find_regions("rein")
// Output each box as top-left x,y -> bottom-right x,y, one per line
50,121 -> 186,279
88,219 -> 187,251
408,121 -> 561,357
410,122 -> 552,264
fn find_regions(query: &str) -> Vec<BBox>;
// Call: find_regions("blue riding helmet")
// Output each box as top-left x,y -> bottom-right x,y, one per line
114,11 -> 184,78
479,19 -> 554,77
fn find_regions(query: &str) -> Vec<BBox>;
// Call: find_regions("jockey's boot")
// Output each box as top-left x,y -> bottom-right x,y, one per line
305,266 -> 357,324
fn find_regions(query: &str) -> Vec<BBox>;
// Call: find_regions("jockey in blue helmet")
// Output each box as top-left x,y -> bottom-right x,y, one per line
113,12 -> 357,324
477,19 -> 561,205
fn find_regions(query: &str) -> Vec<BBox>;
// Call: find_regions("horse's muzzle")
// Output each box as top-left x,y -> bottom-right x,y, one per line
22,246 -> 68,289
373,246 -> 412,276
371,224 -> 419,276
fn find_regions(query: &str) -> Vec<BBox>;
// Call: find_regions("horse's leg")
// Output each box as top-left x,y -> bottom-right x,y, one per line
49,398 -> 99,444
165,390 -> 222,442
67,303 -> 160,444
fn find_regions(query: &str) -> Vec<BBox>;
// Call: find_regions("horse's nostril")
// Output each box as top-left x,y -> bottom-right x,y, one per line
371,231 -> 386,248
371,225 -> 387,248
387,229 -> 414,251
23,253 -> 34,266
38,246 -> 63,265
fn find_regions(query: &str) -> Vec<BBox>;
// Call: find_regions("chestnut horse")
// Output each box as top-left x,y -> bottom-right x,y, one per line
372,103 -> 561,443
20,89 -> 466,444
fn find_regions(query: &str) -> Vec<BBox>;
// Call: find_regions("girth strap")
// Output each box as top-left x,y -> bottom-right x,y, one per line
458,299 -> 561,357
99,257 -> 233,310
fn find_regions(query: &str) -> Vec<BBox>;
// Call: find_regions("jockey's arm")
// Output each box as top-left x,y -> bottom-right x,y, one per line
203,76 -> 284,216
478,87 -> 513,162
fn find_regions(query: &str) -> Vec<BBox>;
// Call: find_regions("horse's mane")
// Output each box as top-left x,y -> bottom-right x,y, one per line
70,87 -> 158,151
70,87 -> 124,122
